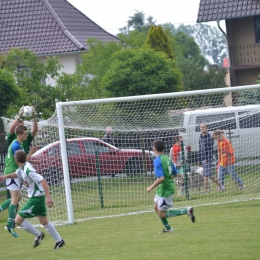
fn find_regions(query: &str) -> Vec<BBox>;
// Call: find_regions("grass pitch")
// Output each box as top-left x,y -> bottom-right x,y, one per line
0,200 -> 259,260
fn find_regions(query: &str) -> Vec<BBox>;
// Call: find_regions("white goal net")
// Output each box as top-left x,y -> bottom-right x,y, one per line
1,84 -> 260,225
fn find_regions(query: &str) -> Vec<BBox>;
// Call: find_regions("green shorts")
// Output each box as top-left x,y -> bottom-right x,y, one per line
19,196 -> 47,218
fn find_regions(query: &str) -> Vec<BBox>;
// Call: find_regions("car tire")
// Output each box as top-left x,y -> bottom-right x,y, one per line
42,167 -> 62,186
125,158 -> 143,175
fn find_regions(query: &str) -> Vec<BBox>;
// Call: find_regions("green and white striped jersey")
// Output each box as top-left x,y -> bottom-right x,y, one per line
16,162 -> 45,198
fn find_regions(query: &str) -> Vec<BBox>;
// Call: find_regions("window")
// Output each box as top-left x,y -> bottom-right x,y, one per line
98,144 -> 110,153
83,141 -> 110,154
239,111 -> 260,128
83,142 -> 97,154
67,142 -> 81,155
195,113 -> 236,132
47,145 -> 59,156
255,16 -> 260,43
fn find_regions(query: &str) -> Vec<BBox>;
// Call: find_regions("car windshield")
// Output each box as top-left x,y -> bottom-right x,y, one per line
33,141 -> 59,156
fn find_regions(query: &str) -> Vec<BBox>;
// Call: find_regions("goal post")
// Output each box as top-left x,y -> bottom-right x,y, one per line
1,84 -> 260,226
56,103 -> 74,224
54,84 -> 260,224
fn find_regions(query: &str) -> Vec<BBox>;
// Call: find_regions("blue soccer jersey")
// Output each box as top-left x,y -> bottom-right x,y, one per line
153,154 -> 178,197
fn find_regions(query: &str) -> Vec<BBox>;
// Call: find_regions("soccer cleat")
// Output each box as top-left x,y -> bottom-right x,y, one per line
54,239 -> 65,249
187,206 -> 196,223
7,226 -> 18,238
33,232 -> 45,248
160,228 -> 173,233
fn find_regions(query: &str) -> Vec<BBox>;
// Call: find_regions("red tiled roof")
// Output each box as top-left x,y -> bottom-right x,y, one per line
0,0 -> 119,55
197,0 -> 260,23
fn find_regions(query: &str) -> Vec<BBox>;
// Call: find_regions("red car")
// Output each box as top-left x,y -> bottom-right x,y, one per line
31,137 -> 155,185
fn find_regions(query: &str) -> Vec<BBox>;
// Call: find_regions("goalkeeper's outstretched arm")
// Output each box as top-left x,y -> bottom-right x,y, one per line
30,106 -> 38,136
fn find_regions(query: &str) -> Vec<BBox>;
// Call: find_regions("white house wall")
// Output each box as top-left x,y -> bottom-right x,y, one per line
40,53 -> 81,86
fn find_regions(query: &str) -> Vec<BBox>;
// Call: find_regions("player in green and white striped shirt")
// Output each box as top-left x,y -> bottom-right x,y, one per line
0,150 -> 65,249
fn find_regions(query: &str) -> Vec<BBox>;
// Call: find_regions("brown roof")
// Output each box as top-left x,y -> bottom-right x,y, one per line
197,0 -> 260,23
0,0 -> 119,55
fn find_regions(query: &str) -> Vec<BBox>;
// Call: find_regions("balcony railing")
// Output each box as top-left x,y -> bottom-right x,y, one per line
229,44 -> 260,67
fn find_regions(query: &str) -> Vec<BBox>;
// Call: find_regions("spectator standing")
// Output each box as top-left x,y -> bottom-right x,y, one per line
212,129 -> 245,191
198,124 -> 222,191
169,136 -> 183,168
102,126 -> 115,146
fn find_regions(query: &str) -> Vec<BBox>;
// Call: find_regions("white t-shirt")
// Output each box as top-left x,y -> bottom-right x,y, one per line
16,162 -> 44,198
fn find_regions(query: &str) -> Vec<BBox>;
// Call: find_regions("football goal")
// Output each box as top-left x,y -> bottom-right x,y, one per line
1,84 -> 260,225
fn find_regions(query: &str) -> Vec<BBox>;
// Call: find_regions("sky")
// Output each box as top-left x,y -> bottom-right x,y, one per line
66,0 -> 220,36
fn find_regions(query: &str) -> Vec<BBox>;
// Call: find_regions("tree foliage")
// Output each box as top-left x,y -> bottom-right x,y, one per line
0,69 -> 20,116
116,13 -> 227,93
73,38 -> 123,99
167,23 -> 228,66
127,11 -> 145,31
0,12 -> 229,121
1,48 -> 61,118
102,46 -> 183,97
124,10 -> 156,33
118,30 -> 147,49
145,25 -> 175,60
237,89 -> 260,105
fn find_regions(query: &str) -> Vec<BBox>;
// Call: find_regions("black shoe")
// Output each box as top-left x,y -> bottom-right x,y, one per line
187,206 -> 196,223
54,239 -> 65,249
33,232 -> 45,248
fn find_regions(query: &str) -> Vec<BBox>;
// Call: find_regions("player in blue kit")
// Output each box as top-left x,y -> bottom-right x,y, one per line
146,140 -> 195,233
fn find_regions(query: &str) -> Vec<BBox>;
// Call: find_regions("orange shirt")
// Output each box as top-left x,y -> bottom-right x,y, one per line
172,144 -> 181,164
218,138 -> 235,167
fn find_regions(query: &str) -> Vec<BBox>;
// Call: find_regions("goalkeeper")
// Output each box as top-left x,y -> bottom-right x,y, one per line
1,106 -> 39,232
0,125 -> 30,236
146,140 -> 195,233
6,105 -> 38,156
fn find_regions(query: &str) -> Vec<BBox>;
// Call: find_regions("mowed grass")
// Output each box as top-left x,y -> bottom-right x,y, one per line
0,200 -> 259,260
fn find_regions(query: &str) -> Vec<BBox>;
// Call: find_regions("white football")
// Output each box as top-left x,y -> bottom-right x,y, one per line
22,106 -> 33,119
196,167 -> 204,176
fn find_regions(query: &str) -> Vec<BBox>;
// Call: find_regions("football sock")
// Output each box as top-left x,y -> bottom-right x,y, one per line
160,217 -> 171,231
20,220 -> 41,236
44,221 -> 62,242
166,208 -> 187,218
12,203 -> 19,228
6,204 -> 17,227
0,198 -> 11,212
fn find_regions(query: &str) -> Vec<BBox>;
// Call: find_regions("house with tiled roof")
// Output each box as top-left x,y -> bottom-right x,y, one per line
197,0 -> 260,87
0,0 -> 119,84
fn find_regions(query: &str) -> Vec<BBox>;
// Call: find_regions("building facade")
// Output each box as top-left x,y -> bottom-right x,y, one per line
197,0 -> 260,87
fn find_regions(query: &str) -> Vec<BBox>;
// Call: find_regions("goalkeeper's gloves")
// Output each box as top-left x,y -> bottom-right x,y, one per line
31,106 -> 37,121
16,105 -> 24,120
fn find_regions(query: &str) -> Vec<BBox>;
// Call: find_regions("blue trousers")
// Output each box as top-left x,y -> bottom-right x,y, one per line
218,165 -> 243,187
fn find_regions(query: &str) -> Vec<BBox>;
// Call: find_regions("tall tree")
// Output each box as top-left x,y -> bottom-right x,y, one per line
73,38 -> 123,99
127,11 -> 145,31
102,46 -> 182,97
172,31 -> 209,70
172,23 -> 228,66
145,25 -> 175,60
